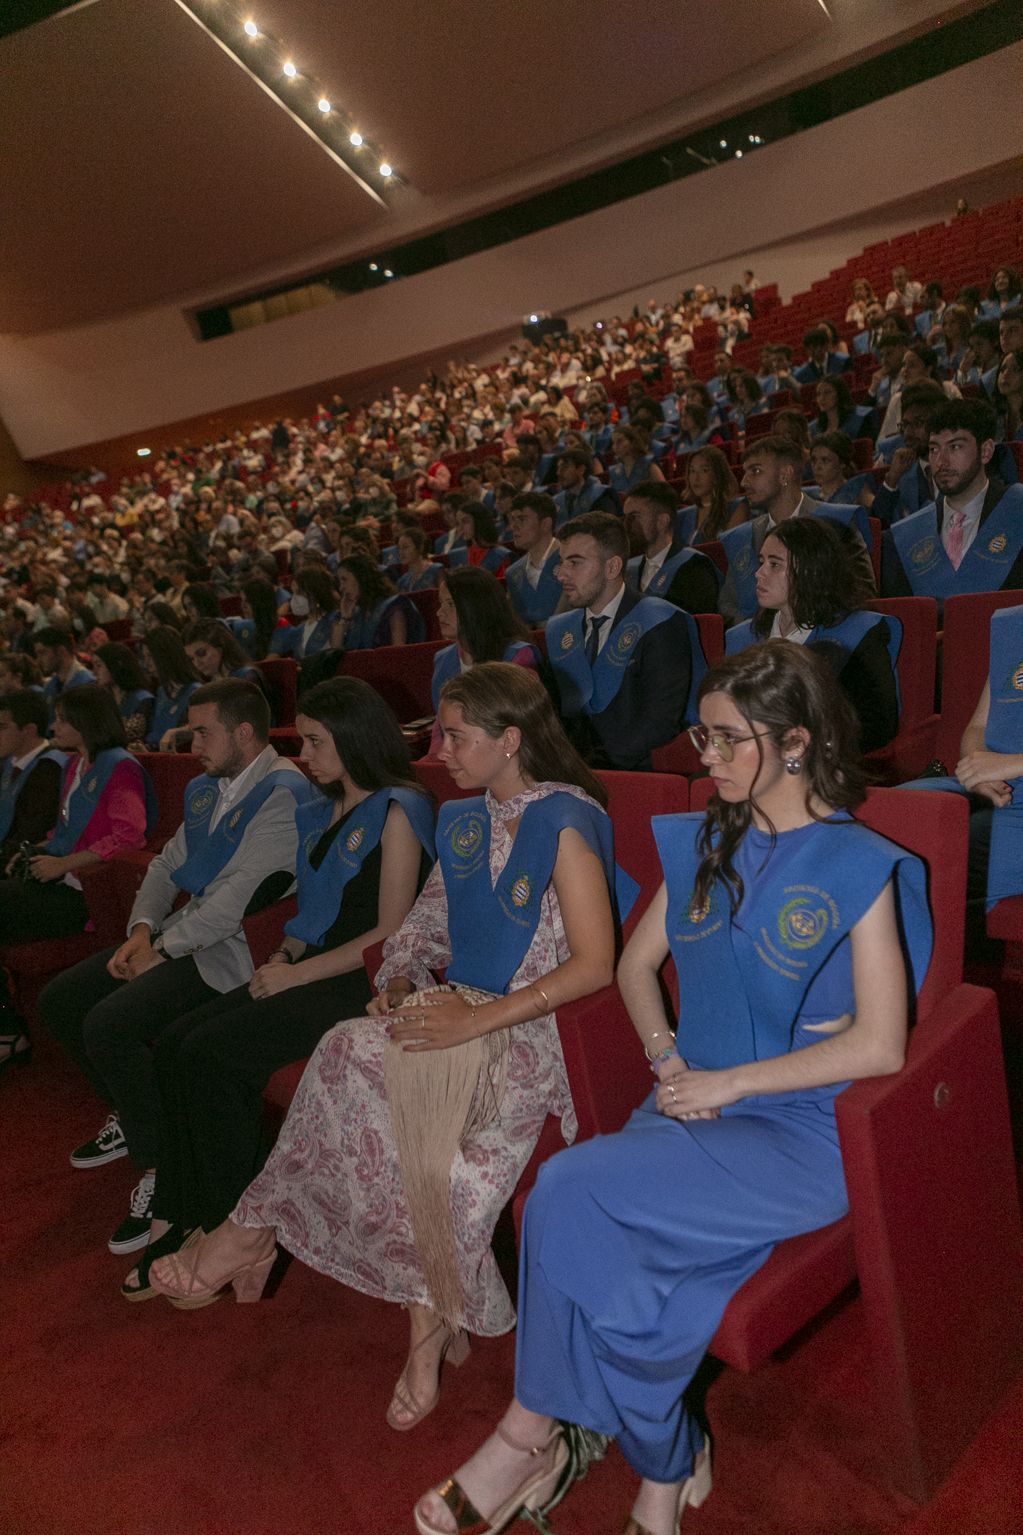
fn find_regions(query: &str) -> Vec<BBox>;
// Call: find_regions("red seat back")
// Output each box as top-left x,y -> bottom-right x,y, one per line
135,750 -> 200,846
339,639 -> 445,723
255,656 -> 298,726
866,596 -> 937,729
936,590 -> 1023,769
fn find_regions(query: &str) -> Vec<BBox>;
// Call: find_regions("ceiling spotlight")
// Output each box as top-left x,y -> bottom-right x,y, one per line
379,162 -> 393,178
137,447 -> 152,458
369,262 -> 379,271
283,61 -> 297,78
735,149 -> 743,158
317,97 -> 331,113
719,139 -> 727,149
529,314 -> 538,324
383,268 -> 394,278
748,134 -> 755,143
349,131 -> 363,147
243,19 -> 258,37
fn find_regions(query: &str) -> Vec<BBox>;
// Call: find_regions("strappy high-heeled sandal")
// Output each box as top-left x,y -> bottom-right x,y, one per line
120,1226 -> 198,1303
621,1438 -> 713,1535
148,1230 -> 277,1309
414,1423 -> 568,1535
386,1320 -> 471,1431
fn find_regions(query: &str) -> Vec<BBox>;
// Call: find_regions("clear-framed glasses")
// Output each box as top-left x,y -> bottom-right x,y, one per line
687,724 -> 769,763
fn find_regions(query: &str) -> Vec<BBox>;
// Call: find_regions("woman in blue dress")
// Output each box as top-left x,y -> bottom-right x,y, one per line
414,642 -> 931,1535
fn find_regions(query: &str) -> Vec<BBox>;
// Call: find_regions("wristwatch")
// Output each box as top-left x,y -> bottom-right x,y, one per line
152,934 -> 167,958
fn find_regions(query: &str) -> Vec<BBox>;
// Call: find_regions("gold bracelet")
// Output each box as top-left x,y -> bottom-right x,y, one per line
644,1030 -> 676,1061
530,981 -> 552,1013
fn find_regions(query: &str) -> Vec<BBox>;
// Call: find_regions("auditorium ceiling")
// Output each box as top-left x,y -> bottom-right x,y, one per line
0,0 -> 986,335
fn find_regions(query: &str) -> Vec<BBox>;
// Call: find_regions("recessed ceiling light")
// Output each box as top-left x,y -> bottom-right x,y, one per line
137,447 -> 152,457
317,97 -> 331,113
369,262 -> 379,271
379,162 -> 393,178
349,131 -> 363,147
283,61 -> 297,78
243,19 -> 258,37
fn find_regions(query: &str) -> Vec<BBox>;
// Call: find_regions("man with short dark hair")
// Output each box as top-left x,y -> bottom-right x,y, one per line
866,333 -> 909,416
882,399 -> 1023,603
0,690 -> 65,865
794,327 -> 853,383
999,307 -> 1023,356
34,626 -> 95,724
546,511 -> 700,770
505,493 -> 563,626
718,436 -> 875,624
553,449 -> 620,525
872,381 -> 948,526
40,679 -> 312,1255
623,482 -> 720,615
958,319 -> 1002,397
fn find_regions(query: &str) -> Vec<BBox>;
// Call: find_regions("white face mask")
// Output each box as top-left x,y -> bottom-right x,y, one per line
290,594 -> 311,618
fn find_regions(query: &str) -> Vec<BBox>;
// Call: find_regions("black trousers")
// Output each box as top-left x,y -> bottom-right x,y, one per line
151,966 -> 373,1231
0,876 -> 88,1018
38,947 -> 217,1167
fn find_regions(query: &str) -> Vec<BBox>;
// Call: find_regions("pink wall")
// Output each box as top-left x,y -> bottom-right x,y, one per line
3,43 -> 1021,462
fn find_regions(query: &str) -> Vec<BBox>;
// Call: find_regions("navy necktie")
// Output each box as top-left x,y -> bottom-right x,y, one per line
586,615 -> 608,666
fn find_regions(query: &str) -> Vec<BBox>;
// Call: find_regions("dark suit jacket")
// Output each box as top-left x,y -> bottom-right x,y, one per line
0,755 -> 62,865
657,542 -> 721,616
719,509 -> 876,627
881,477 -> 1023,599
873,461 -> 932,529
556,588 -> 693,771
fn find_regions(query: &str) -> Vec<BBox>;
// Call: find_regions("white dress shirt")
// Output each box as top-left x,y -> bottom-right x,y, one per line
585,584 -> 627,656
210,745 -> 277,832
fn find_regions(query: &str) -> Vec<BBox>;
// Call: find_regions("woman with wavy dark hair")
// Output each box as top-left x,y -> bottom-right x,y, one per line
239,576 -> 281,659
332,553 -> 424,650
427,566 -> 541,752
811,374 -> 873,442
676,446 -> 744,544
726,517 -> 899,753
93,642 -> 154,750
144,626 -> 200,751
454,504 -> 510,576
149,664 -> 616,1449
809,430 -> 876,511
413,643 -> 931,1535
983,264 -> 1022,318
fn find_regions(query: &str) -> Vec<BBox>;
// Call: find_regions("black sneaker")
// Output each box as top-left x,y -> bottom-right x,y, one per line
70,1114 -> 128,1169
108,1173 -> 156,1255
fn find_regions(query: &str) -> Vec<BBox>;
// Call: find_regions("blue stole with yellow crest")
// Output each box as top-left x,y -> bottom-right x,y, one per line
889,487 -> 1023,599
652,812 -> 931,1072
726,610 -> 903,712
0,748 -> 68,843
625,547 -> 721,600
440,792 -> 628,994
911,605 -> 1023,907
430,640 -> 536,712
284,786 -> 436,946
48,748 -> 157,856
171,765 -> 312,896
547,597 -> 704,720
722,502 -> 869,618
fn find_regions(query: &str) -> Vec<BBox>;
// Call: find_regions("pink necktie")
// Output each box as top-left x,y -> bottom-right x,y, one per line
945,509 -> 966,570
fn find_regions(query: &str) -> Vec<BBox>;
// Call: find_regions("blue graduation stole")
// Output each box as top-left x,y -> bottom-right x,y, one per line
548,599 -> 705,723
674,506 -> 698,546
726,610 -> 903,712
609,456 -> 656,496
346,595 -> 425,651
447,546 -> 469,568
652,812 -> 931,1070
430,640 -> 537,712
0,748 -> 68,843
506,550 -> 563,624
48,749 -> 157,856
171,764 -> 314,896
284,786 -> 436,946
722,503 -> 869,618
147,683 -> 199,747
120,688 -> 154,722
625,547 -> 721,600
889,488 -> 1023,599
440,792 -> 634,994
225,616 -> 258,655
554,477 -> 611,528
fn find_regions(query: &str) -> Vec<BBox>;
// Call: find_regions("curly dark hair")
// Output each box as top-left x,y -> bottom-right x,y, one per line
751,517 -> 854,637
814,374 -> 855,430
692,643 -> 866,916
336,553 -> 396,609
440,566 -> 531,664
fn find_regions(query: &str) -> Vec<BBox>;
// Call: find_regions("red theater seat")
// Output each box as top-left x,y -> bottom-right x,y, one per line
934,589 -> 1023,772
649,613 -> 725,778
338,639 -> 444,723
863,595 -> 939,782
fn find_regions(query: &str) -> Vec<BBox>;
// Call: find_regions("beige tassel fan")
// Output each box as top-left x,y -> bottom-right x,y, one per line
384,985 -> 508,1329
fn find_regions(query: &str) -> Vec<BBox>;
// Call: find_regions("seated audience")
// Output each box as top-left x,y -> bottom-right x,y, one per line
0,688 -> 65,869
428,568 -> 540,752
0,653 -> 42,694
412,642 -> 929,1535
811,376 -> 875,442
982,265 -> 1022,319
622,482 -> 720,613
845,277 -> 877,327
504,493 -> 563,627
396,528 -> 443,591
553,447 -> 620,525
724,370 -> 767,430
455,505 -> 510,576
0,685 -> 154,1068
677,446 -> 746,544
877,344 -> 962,440
882,398 -> 1023,605
118,678 -> 436,1300
726,518 -> 899,752
956,318 -> 1002,396
144,626 -> 200,751
794,327 -> 853,383
39,680 -> 311,1254
239,577 -> 282,658
993,347 -> 1023,442
333,555 -> 425,651
269,568 -> 339,660
886,264 -> 924,313
872,381 -> 948,526
546,511 -> 702,770
35,627 -> 95,724
148,664 -> 617,1448
809,431 -> 876,510
182,619 -> 264,689
92,643 -> 154,750
607,427 -> 665,497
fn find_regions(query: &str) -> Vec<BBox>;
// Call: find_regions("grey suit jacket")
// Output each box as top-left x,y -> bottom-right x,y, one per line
128,746 -> 303,992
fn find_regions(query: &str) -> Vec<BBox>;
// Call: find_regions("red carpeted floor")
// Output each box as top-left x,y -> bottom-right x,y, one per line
4,1032 -> 1022,1535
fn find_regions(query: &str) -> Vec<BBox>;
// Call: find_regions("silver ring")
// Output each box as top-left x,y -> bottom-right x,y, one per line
668,1085 -> 677,1101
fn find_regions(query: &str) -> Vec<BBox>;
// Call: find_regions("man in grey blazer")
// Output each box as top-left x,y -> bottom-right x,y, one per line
40,679 -> 310,1255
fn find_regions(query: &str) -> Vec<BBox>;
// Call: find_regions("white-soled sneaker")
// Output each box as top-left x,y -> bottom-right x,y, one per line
70,1114 -> 128,1169
108,1173 -> 156,1255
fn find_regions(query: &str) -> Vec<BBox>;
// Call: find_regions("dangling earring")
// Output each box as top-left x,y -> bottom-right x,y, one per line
785,756 -> 802,775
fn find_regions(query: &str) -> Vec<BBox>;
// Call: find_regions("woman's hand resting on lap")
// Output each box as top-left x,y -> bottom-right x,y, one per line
655,1057 -> 728,1119
388,992 -> 481,1051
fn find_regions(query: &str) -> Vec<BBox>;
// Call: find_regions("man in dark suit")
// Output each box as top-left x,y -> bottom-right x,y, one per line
546,512 -> 697,771
881,398 -> 1023,607
0,689 -> 64,867
623,482 -> 720,614
871,381 -> 946,527
794,327 -> 854,384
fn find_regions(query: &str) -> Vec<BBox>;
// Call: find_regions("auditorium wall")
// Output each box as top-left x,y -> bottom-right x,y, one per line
2,43 -> 1021,466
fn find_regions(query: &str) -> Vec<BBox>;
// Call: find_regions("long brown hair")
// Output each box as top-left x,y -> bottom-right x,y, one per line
440,662 -> 608,808
687,446 -> 739,539
693,643 -> 866,914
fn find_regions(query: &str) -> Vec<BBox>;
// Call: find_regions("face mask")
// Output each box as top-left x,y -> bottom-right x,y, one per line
290,594 -> 311,618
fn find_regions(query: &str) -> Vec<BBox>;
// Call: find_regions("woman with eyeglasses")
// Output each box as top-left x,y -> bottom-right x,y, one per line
724,517 -> 900,753
414,642 -> 931,1535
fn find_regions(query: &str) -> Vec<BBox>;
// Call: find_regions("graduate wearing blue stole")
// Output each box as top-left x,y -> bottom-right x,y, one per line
884,483 -> 1023,604
430,641 -> 538,713
286,788 -> 436,947
146,682 -> 199,749
48,748 -> 157,857
505,549 -> 563,626
344,595 -> 426,651
0,748 -> 68,845
513,809 -> 931,1489
721,500 -> 869,621
172,762 -> 313,897
902,605 -> 1023,910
